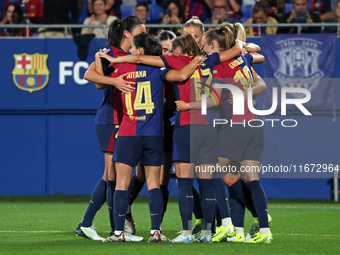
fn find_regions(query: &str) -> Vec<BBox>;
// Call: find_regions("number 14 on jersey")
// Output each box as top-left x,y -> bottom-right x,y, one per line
125,81 -> 155,115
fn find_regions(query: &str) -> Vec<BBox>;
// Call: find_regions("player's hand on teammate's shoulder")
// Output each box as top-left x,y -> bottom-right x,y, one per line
95,48 -> 110,58
97,49 -> 117,66
193,55 -> 207,65
236,39 -> 246,49
241,48 -> 247,56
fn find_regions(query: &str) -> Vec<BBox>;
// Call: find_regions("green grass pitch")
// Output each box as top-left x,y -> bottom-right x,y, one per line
0,196 -> 339,255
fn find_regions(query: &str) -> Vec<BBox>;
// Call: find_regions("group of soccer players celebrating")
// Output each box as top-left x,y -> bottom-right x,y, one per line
74,14 -> 272,244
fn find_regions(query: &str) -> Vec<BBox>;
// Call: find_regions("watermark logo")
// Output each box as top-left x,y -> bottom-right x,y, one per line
198,82 -> 222,115
201,85 -> 311,116
200,84 -> 312,128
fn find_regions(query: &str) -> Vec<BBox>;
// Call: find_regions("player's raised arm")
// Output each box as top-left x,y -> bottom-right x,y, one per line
252,75 -> 267,95
84,63 -> 135,92
84,50 -> 135,93
98,52 -> 166,67
219,39 -> 243,62
165,55 -> 206,82
94,50 -> 109,90
85,49 -> 111,89
250,53 -> 265,64
246,43 -> 261,53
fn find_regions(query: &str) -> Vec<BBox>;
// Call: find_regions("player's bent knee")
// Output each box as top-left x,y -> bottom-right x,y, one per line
223,177 -> 238,187
244,177 -> 259,182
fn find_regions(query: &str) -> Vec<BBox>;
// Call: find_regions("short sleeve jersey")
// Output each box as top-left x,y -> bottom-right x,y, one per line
213,53 -> 255,123
95,46 -> 126,125
160,53 -> 220,127
113,63 -> 170,136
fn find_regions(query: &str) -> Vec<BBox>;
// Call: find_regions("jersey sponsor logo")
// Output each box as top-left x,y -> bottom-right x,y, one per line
274,38 -> 323,98
12,53 -> 50,93
128,115 -> 146,121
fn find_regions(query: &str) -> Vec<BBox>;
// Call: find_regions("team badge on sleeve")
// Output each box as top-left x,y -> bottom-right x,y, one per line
12,53 -> 50,93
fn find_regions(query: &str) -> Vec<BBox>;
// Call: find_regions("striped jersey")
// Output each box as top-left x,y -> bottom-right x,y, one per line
95,46 -> 126,125
213,53 -> 255,123
113,63 -> 170,136
160,53 -> 220,127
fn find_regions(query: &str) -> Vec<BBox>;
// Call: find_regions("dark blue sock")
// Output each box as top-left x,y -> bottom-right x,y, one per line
228,179 -> 245,228
213,179 -> 230,219
149,188 -> 163,230
160,184 -> 169,221
212,208 -> 216,232
107,180 -> 116,233
113,190 -> 128,231
192,185 -> 203,219
215,205 -> 221,227
128,174 -> 145,205
246,180 -> 269,228
241,179 -> 257,218
197,179 -> 216,231
82,179 -> 106,227
178,178 -> 194,230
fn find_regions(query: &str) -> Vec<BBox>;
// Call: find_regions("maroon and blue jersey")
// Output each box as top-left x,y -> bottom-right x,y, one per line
184,0 -> 212,22
113,63 -> 170,136
309,0 -> 331,16
160,53 -> 220,127
214,53 -> 254,123
227,0 -> 243,22
95,46 -> 126,126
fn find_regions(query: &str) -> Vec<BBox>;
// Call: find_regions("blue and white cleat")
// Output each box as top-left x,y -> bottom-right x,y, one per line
194,230 -> 212,243
171,231 -> 193,243
124,232 -> 143,242
75,223 -> 104,241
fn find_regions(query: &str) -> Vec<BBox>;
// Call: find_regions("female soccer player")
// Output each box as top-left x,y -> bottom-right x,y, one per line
123,30 -> 178,241
175,25 -> 265,242
181,16 -> 206,235
183,16 -> 204,49
98,34 -> 245,243
158,30 -> 177,238
218,22 -> 272,244
203,25 -> 272,244
101,33 -> 205,243
122,30 -> 178,241
76,16 -> 145,242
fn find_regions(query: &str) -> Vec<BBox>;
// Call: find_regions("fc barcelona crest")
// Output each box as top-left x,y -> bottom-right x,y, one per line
12,53 -> 50,93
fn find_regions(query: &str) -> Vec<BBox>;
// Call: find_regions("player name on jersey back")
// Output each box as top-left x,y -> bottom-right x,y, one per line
126,70 -> 147,79
229,57 -> 245,69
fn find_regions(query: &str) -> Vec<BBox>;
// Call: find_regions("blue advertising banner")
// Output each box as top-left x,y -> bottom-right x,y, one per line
261,34 -> 336,108
0,38 -> 107,111
1,38 -> 340,197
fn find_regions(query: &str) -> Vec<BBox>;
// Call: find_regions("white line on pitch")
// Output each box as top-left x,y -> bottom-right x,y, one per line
269,205 -> 340,210
0,231 -> 338,237
0,231 -> 70,233
275,233 -> 339,237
